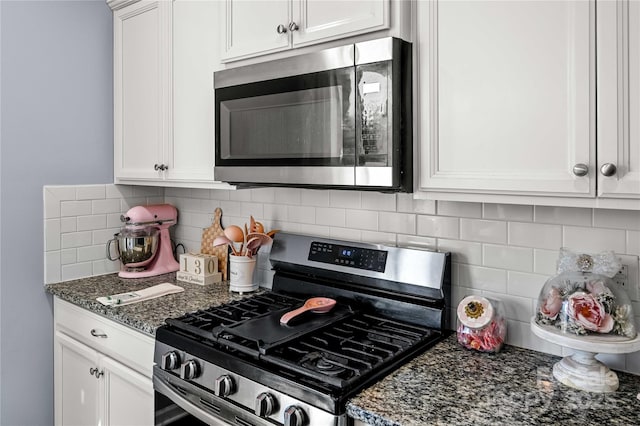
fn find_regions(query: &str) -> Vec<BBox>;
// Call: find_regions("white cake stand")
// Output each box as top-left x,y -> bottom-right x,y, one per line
531,319 -> 640,393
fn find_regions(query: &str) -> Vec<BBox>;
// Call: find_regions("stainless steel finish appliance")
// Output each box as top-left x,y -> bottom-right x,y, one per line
153,233 -> 450,425
213,37 -> 413,192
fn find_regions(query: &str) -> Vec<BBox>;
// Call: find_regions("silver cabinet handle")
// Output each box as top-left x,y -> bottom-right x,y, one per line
90,329 -> 107,338
94,370 -> 104,379
600,163 -> 617,177
154,164 -> 168,171
276,24 -> 287,34
572,163 -> 589,177
154,163 -> 161,171
89,367 -> 98,376
288,22 -> 299,32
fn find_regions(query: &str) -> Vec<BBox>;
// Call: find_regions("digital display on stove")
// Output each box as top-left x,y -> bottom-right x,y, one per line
309,241 -> 387,272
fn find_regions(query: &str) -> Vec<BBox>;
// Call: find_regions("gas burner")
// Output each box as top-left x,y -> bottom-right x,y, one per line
300,352 -> 347,377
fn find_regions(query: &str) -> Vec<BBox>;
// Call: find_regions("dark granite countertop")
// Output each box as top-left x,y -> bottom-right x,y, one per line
46,275 -> 640,425
347,334 -> 640,426
45,272 -> 255,335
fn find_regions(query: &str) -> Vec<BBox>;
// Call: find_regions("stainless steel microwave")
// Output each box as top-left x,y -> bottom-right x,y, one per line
213,37 -> 412,192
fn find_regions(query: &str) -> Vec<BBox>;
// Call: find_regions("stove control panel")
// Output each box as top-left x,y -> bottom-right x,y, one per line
309,241 -> 387,272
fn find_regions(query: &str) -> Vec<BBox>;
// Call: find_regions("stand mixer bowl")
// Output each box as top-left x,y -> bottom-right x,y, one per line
108,227 -> 159,269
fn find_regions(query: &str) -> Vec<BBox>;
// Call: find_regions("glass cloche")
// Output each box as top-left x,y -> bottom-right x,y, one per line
534,248 -> 636,340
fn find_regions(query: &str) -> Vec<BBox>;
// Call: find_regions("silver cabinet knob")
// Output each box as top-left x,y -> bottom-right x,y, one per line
600,163 -> 617,177
154,164 -> 168,171
288,22 -> 299,32
154,163 -> 161,171
276,24 -> 287,34
572,163 -> 589,177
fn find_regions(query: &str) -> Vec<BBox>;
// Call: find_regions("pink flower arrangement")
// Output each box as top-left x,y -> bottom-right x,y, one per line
567,292 -> 614,333
535,274 -> 636,338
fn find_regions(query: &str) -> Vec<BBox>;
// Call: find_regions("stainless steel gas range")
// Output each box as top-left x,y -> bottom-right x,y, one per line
153,233 -> 450,426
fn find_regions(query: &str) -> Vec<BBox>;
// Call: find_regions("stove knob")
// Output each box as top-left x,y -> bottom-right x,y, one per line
180,360 -> 199,380
214,375 -> 235,397
160,351 -> 180,370
255,392 -> 277,417
284,405 -> 306,426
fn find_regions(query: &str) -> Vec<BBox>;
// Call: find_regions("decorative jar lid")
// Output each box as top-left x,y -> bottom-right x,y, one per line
457,295 -> 494,329
534,248 -> 636,340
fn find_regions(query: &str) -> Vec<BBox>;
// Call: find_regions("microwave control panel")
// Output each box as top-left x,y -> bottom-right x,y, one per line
309,241 -> 387,272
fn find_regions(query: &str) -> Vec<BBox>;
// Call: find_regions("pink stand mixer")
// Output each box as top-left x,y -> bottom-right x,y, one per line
107,204 -> 180,278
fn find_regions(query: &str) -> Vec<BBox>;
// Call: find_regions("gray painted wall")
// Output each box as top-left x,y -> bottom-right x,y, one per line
0,1 -> 112,424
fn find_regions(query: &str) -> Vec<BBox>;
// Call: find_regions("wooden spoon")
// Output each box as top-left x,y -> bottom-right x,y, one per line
279,297 -> 337,325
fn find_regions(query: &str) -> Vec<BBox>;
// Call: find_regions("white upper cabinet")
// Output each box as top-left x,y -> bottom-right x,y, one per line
114,0 -> 170,181
113,0 -> 228,187
220,0 -> 389,62
418,0 -> 594,197
597,0 -> 640,198
417,0 -> 640,208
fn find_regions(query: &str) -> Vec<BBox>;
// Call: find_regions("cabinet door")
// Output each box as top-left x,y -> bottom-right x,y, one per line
418,0 -> 595,196
220,0 -> 290,62
101,356 -> 154,426
114,0 -> 171,181
597,0 -> 640,198
55,332 -> 100,426
167,0 -> 219,182
291,0 -> 389,47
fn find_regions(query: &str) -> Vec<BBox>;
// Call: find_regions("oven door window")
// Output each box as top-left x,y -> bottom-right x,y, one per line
216,68 -> 355,167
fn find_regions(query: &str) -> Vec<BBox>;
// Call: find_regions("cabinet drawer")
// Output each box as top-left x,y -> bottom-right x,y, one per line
54,298 -> 154,378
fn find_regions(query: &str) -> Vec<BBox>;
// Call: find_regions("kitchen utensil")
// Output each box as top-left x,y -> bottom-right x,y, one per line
200,208 -> 228,280
279,297 -> 337,325
213,235 -> 240,256
245,232 -> 272,257
106,204 -> 179,278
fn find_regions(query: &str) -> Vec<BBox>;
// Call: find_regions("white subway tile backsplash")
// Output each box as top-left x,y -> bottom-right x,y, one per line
316,207 -> 346,227
379,212 -> 415,234
77,245 -> 107,262
61,262 -> 93,281
274,188 -> 301,205
533,249 -> 560,275
301,189 -> 330,207
483,204 -> 533,222
534,206 -> 592,226
76,185 -> 106,200
483,244 -> 533,273
508,222 -> 562,250
61,231 -> 92,249
397,193 -> 436,215
629,231 -> 640,256
507,271 -> 547,298
460,219 -> 507,244
416,215 -> 459,239
563,225 -> 626,253
287,205 -> 316,224
362,193 -> 396,212
397,234 -> 436,250
361,231 -> 396,245
77,215 -> 106,232
250,188 -> 276,203
346,209 -> 377,231
60,200 -> 92,217
45,219 -> 61,251
456,264 -> 507,293
329,190 -> 361,209
437,239 -> 482,265
61,217 -> 77,233
594,209 -> 640,231
41,184 -> 640,375
437,201 -> 482,218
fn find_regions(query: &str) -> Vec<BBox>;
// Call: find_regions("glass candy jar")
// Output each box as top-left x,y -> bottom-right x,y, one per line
456,295 -> 506,353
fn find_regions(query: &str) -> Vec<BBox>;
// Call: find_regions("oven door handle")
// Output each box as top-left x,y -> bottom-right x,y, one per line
153,374 -> 228,426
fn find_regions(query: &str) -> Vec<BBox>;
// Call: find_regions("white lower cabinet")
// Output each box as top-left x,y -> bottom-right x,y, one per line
54,298 -> 154,426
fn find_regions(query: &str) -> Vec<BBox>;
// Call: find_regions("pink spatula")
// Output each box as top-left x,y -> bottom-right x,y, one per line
279,297 -> 337,325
